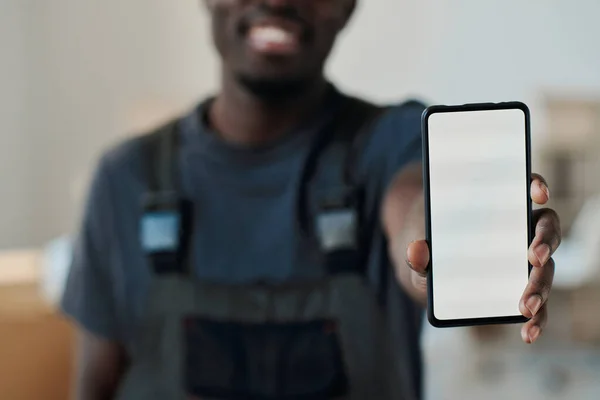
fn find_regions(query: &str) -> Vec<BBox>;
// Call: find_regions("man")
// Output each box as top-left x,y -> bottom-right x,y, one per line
61,1 -> 561,399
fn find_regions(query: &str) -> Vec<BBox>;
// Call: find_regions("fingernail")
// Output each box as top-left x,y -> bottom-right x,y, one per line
534,243 -> 551,266
528,325 -> 541,343
538,181 -> 550,199
526,295 -> 543,316
521,327 -> 529,343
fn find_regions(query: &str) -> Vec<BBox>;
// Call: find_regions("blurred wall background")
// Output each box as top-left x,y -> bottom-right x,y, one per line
1,1 -> 33,249
2,0 -> 600,249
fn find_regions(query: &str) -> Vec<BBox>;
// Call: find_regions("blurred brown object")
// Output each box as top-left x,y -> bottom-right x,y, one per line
0,250 -> 74,400
570,283 -> 600,344
537,96 -> 600,235
470,325 -> 506,342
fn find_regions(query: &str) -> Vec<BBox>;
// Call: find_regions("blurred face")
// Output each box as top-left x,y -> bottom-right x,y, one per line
205,0 -> 355,98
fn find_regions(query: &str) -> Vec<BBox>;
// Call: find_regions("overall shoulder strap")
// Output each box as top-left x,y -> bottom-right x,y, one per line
300,97 -> 385,202
140,119 -> 180,198
328,97 -> 387,186
298,96 -> 387,255
138,119 -> 195,276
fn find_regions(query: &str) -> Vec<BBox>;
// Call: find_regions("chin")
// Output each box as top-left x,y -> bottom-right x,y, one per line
236,72 -> 313,103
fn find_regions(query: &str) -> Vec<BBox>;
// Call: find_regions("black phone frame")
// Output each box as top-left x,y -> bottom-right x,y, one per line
421,101 -> 533,328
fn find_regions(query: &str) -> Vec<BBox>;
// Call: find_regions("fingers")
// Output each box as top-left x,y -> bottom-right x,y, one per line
406,240 -> 429,277
531,173 -> 550,205
529,208 -> 561,268
521,256 -> 552,344
521,303 -> 548,344
520,258 -> 555,319
529,173 -> 560,267
523,173 -> 558,345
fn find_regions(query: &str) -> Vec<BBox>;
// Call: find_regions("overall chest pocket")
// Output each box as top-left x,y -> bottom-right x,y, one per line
183,318 -> 348,399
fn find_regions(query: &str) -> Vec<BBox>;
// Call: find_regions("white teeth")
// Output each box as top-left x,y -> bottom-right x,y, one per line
250,26 -> 294,45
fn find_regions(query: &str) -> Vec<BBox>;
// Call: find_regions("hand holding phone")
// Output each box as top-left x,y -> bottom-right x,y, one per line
415,102 -> 560,337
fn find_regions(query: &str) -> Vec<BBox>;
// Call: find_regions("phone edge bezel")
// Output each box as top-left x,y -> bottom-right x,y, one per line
421,101 -> 533,328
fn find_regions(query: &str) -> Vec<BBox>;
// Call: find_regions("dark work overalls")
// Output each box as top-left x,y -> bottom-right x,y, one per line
114,97 -> 421,400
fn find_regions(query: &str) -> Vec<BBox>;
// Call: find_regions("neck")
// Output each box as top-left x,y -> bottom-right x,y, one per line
208,70 -> 330,146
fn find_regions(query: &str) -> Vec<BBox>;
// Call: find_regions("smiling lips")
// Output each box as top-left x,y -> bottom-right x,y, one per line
247,24 -> 302,55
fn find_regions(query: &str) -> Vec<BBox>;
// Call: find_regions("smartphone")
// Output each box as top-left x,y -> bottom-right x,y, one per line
422,102 -> 533,327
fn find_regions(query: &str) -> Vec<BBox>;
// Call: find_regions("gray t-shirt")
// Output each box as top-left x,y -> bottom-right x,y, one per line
61,85 -> 426,393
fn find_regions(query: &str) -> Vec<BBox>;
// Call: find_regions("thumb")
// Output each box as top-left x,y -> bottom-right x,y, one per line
406,240 -> 430,277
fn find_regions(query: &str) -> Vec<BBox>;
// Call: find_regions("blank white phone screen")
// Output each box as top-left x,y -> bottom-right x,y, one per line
427,108 -> 530,321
